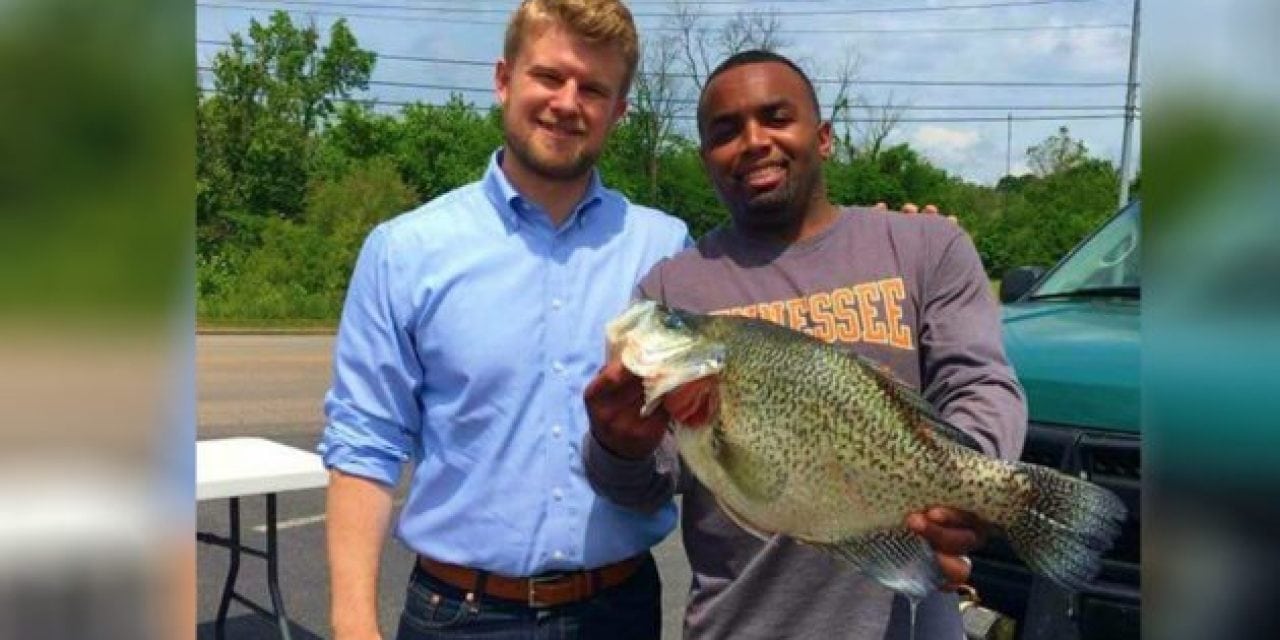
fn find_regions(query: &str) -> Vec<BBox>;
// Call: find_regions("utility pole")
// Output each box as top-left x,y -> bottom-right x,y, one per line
1117,0 -> 1140,207
1002,112 -> 1013,214
1006,112 -> 1013,179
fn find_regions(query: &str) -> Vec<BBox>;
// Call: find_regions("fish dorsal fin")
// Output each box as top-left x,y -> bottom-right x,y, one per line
851,354 -> 985,453
818,527 -> 946,602
715,496 -> 775,543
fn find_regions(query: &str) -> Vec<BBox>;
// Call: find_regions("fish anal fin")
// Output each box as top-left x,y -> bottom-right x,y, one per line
819,527 -> 946,602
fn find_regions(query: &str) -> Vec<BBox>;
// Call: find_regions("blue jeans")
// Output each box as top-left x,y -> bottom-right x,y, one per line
394,555 -> 661,640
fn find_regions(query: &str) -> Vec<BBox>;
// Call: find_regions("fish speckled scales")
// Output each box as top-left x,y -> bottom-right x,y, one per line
610,301 -> 1127,600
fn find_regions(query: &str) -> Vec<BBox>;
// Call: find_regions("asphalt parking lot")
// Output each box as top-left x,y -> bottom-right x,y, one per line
197,334 -> 690,638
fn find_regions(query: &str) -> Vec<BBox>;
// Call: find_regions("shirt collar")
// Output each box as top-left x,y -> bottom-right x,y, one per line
481,148 -> 607,232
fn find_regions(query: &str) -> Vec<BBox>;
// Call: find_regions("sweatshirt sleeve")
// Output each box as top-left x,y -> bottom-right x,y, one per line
583,431 -> 682,514
582,263 -> 686,512
919,227 -> 1028,460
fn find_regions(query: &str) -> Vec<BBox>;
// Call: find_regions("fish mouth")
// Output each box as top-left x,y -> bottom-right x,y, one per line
606,301 -> 726,416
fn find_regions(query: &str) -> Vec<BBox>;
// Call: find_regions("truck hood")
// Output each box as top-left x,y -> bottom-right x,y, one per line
1001,300 -> 1140,433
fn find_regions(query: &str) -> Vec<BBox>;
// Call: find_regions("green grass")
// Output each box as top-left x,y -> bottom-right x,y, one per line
196,317 -> 338,333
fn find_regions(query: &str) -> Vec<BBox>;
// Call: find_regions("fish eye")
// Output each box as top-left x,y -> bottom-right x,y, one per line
662,313 -> 686,331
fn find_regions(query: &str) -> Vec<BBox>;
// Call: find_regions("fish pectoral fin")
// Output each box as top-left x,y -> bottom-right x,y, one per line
714,497 -> 775,543
819,527 -> 946,602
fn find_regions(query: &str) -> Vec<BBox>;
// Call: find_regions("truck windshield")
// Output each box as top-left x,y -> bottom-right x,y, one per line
1028,202 -> 1141,300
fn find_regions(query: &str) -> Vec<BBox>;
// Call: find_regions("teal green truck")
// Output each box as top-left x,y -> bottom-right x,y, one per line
972,201 -> 1141,640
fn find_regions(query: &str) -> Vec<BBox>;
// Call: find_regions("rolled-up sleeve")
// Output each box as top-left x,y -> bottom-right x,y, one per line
919,229 -> 1027,461
319,224 -> 424,486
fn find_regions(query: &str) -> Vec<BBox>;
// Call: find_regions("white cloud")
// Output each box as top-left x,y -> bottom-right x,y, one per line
911,125 -> 981,166
1023,27 -> 1130,76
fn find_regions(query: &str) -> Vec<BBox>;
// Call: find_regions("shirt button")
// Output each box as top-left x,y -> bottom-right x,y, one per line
552,425 -> 562,438
552,361 -> 565,373
553,488 -> 563,501
551,298 -> 563,309
553,550 -> 564,560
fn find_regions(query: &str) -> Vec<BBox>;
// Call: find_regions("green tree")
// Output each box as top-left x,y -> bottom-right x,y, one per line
1027,126 -> 1088,177
305,155 -> 417,270
627,33 -> 686,202
996,173 -> 1037,194
985,158 -> 1119,274
198,156 -> 416,320
197,11 -> 375,250
392,97 -> 503,201
826,144 -> 952,210
656,143 -> 725,238
194,14 -> 1138,322
312,103 -> 403,179
825,154 -> 898,208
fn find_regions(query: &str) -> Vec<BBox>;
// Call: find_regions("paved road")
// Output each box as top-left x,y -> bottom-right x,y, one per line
197,333 -> 690,639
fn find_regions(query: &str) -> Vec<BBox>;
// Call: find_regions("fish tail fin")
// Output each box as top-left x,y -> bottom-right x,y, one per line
1005,462 -> 1128,590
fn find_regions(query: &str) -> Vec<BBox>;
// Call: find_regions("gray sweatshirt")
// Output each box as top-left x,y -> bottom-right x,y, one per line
585,208 -> 1027,639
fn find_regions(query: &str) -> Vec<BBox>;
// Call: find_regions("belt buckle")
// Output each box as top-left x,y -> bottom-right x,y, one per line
527,574 -> 562,608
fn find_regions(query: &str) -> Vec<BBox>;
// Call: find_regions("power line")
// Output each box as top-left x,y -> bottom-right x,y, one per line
196,41 -> 1135,88
199,39 -> 493,67
196,13 -> 1130,34
703,23 -> 1128,34
197,3 -> 1126,34
203,0 -> 1100,18
196,64 -> 1134,109
196,86 -> 1137,123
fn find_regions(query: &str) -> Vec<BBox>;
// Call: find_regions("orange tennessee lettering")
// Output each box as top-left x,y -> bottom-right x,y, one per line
759,301 -> 786,325
808,292 -> 836,343
855,282 -> 888,344
880,278 -> 913,349
785,298 -> 811,334
830,287 -> 861,343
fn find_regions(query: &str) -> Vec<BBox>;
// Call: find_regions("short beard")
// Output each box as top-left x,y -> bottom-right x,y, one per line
743,185 -> 795,218
732,167 -> 822,236
504,128 -> 597,182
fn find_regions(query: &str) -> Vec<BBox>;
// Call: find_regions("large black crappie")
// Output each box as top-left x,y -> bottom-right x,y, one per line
606,300 -> 1127,601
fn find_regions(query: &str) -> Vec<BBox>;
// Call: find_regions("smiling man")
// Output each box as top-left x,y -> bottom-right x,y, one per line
319,2 -> 689,639
584,50 -> 1028,639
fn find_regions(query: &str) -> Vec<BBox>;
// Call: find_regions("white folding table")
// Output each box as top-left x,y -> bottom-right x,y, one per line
197,437 -> 329,640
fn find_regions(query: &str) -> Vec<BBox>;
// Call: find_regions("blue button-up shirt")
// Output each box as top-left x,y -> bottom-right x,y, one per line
319,151 -> 689,576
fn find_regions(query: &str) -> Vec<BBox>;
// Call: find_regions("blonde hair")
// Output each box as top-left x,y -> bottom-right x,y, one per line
503,0 -> 639,96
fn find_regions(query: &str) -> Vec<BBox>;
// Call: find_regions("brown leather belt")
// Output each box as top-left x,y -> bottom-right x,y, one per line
417,555 -> 644,608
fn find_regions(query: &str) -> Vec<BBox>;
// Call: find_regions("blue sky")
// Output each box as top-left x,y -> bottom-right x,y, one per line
197,0 -> 1141,186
